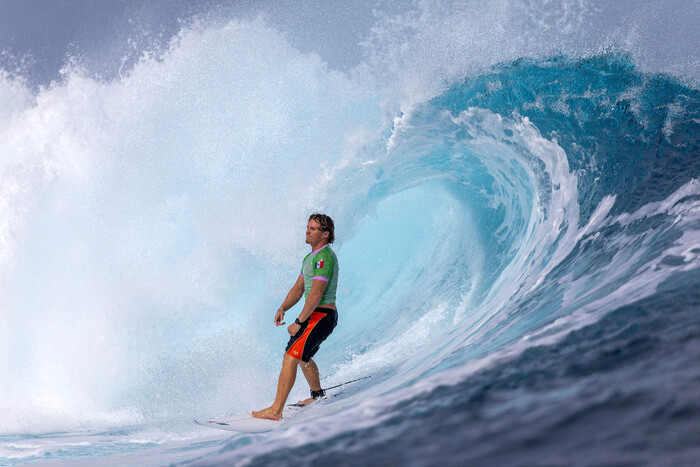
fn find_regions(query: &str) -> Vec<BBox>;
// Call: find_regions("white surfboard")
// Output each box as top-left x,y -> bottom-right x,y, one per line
196,377 -> 370,433
195,414 -> 284,433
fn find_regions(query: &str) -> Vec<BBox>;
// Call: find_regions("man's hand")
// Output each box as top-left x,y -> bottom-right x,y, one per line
288,322 -> 301,336
275,308 -> 286,326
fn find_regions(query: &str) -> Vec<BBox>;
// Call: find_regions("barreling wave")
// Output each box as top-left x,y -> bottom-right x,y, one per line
201,53 -> 700,465
206,54 -> 700,466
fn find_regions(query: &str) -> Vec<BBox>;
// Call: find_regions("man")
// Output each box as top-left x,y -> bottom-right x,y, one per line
252,213 -> 339,421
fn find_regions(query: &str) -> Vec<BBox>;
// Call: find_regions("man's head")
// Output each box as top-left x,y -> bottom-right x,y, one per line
307,213 -> 335,244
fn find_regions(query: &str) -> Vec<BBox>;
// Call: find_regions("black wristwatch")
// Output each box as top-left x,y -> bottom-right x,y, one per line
294,318 -> 303,325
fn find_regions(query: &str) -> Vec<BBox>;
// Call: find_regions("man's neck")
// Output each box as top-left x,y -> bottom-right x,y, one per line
310,241 -> 328,252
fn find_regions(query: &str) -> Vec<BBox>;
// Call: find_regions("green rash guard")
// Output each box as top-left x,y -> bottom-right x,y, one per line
300,244 -> 338,305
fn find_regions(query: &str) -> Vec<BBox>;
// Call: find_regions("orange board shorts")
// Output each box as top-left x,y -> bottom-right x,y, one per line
285,307 -> 338,362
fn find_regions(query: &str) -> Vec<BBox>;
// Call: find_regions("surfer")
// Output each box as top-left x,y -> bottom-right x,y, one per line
252,213 -> 339,421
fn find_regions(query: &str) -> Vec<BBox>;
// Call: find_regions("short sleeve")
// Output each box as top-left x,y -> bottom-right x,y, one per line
312,248 -> 335,282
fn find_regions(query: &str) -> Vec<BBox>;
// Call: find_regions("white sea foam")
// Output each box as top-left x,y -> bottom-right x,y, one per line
0,18 -> 380,436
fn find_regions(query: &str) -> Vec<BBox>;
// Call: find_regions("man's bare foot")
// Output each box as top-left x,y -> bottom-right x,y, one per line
251,407 -> 282,420
296,397 -> 316,406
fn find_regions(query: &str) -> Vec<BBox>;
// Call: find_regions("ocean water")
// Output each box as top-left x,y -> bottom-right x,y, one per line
1,1 -> 699,466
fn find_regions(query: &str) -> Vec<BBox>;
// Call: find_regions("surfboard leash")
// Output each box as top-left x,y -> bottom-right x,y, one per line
321,375 -> 370,392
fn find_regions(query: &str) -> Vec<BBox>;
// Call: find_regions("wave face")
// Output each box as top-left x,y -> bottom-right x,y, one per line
232,55 -> 700,466
1,3 -> 699,465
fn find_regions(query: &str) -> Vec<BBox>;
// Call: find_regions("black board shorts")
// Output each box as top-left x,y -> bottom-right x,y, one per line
285,307 -> 337,362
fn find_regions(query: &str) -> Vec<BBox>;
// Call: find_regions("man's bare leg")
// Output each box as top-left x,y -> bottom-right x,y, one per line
297,358 -> 322,406
252,353 -> 299,420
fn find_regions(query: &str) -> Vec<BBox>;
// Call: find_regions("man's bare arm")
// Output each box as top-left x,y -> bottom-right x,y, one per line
275,275 -> 305,326
285,278 -> 328,335
297,279 -> 328,322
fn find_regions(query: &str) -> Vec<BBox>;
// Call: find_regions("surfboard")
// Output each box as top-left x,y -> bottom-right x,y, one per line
196,376 -> 370,432
195,414 -> 284,433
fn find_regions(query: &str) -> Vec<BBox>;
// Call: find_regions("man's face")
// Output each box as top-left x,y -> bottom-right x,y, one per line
305,219 -> 328,246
